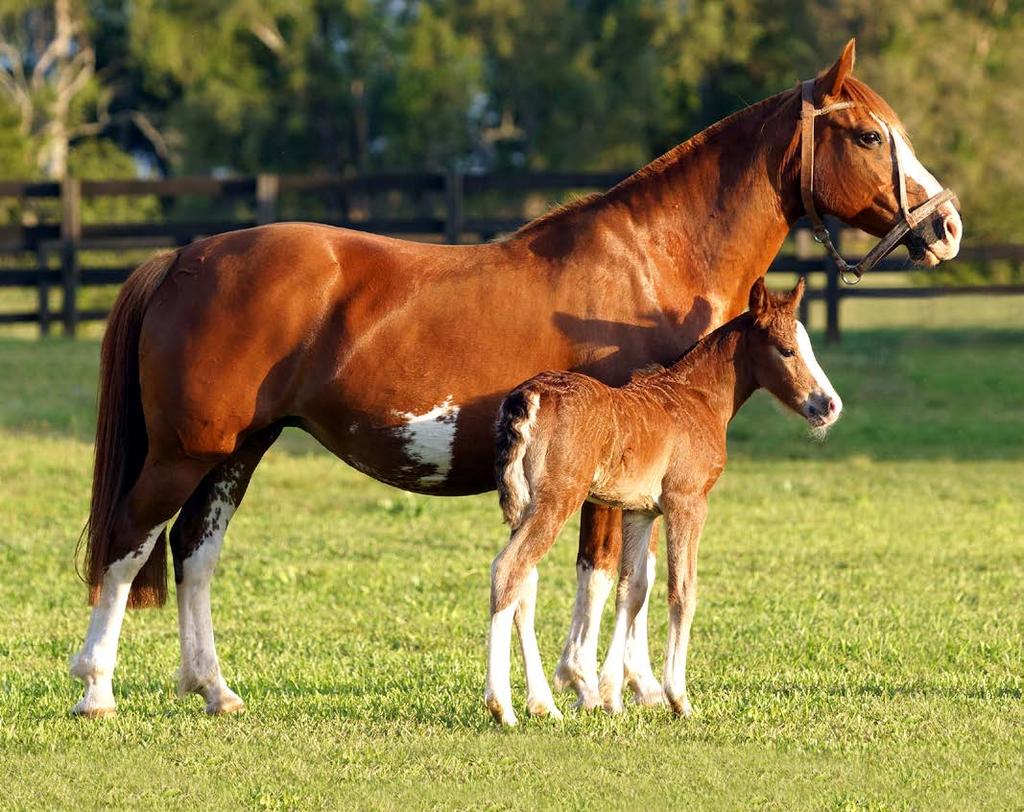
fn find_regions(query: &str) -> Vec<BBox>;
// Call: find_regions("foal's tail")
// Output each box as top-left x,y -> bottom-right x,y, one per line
80,250 -> 179,609
495,388 -> 541,529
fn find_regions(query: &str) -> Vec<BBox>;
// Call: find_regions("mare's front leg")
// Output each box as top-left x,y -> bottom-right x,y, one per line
168,426 -> 280,714
661,495 -> 708,717
554,503 -> 620,709
597,511 -> 656,713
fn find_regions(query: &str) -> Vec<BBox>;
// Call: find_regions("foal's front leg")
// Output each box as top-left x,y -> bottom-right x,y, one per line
662,497 -> 708,717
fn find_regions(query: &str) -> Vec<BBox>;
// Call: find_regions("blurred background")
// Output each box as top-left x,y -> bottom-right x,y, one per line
0,0 -> 1021,335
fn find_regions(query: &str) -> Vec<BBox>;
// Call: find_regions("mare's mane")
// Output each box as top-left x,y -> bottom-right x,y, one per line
513,74 -> 907,239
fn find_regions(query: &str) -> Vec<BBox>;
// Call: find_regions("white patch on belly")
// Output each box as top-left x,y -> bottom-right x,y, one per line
391,396 -> 460,486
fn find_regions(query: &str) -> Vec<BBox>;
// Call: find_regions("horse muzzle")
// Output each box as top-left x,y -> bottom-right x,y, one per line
907,201 -> 962,267
802,390 -> 842,429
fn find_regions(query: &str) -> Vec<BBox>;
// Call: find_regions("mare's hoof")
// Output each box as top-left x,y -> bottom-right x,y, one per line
206,695 -> 245,715
70,701 -> 116,719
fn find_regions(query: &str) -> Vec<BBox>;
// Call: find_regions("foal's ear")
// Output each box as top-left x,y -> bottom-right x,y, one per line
816,38 -> 856,101
748,277 -> 770,318
786,277 -> 806,313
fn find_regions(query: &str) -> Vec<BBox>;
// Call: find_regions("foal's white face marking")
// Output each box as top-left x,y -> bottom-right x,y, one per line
795,322 -> 842,424
872,114 -> 962,261
391,395 -> 460,486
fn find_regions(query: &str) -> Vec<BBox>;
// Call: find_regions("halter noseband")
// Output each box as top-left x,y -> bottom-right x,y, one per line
798,79 -> 958,284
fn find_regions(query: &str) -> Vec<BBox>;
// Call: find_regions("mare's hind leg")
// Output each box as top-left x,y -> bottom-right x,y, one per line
70,456 -> 214,717
169,426 -> 281,714
554,503 -> 620,709
486,489 -> 584,726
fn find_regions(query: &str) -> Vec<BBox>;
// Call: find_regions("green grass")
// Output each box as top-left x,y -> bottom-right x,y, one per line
1,323 -> 1022,809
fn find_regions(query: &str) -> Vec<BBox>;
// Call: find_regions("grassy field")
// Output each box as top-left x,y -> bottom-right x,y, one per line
1,318 -> 1022,809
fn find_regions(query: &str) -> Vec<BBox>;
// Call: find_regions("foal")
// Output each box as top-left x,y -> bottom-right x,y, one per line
485,278 -> 841,725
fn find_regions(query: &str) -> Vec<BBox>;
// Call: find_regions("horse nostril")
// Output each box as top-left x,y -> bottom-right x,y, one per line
826,398 -> 837,414
945,216 -> 960,242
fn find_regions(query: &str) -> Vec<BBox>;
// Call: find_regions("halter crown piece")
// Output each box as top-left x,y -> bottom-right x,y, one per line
798,79 -> 957,284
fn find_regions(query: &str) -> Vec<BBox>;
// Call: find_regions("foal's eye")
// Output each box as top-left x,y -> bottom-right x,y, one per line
856,130 -> 883,148
779,347 -> 796,358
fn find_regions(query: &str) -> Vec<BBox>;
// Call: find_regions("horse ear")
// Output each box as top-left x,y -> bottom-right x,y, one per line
787,277 -> 806,312
816,38 -> 856,101
748,277 -> 770,318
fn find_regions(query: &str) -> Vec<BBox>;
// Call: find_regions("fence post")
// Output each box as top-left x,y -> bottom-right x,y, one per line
256,173 -> 280,225
60,177 -> 81,337
824,217 -> 841,344
444,169 -> 463,244
36,243 -> 50,336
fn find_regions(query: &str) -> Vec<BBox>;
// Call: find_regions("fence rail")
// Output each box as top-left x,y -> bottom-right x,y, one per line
0,171 -> 1020,340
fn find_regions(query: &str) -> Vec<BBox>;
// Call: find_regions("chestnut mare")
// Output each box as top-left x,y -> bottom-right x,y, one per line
488,278 -> 838,725
70,40 -> 961,717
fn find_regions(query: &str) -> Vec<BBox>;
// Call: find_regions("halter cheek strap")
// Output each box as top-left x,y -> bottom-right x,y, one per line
798,79 -> 957,284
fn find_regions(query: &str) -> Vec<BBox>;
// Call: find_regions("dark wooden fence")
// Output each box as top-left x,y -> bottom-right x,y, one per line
0,172 -> 1021,340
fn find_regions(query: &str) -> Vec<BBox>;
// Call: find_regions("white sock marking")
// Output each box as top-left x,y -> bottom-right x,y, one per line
70,524 -> 166,714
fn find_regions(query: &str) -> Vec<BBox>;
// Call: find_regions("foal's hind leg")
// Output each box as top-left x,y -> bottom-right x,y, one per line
169,426 -> 281,714
486,490 -> 583,726
70,456 -> 214,717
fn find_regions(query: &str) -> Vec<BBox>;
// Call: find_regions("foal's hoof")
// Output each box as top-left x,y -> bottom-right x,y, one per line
668,697 -> 694,718
485,695 -> 518,727
631,684 -> 666,708
527,698 -> 563,721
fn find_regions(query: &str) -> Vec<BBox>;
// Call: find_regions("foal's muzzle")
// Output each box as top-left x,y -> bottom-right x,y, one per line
803,391 -> 841,429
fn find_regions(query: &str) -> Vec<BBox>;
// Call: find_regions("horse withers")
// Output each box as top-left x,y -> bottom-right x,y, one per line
486,278 -> 840,725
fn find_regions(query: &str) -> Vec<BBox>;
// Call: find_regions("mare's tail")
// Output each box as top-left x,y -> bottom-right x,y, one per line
80,250 -> 179,609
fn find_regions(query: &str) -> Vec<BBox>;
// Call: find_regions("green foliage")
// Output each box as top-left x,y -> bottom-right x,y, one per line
1,1 -> 1022,252
0,325 -> 1022,807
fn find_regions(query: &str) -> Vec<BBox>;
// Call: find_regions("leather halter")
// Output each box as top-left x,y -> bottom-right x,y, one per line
798,79 -> 958,284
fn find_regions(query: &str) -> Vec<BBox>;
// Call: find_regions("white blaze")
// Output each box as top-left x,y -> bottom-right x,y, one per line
391,396 -> 460,486
796,322 -> 842,416
873,114 -> 961,254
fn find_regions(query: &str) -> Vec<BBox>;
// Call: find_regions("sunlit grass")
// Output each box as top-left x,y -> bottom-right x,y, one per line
0,325 -> 1021,809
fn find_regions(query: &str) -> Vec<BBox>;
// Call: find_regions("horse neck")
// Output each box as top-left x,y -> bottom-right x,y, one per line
586,93 -> 800,306
662,321 -> 759,427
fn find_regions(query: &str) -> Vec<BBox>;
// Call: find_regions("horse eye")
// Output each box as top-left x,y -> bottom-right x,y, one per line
857,130 -> 883,148
779,347 -> 796,358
